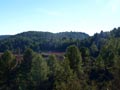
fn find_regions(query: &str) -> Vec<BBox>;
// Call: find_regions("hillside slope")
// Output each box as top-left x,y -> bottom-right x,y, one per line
0,31 -> 89,53
0,35 -> 11,40
79,27 -> 120,57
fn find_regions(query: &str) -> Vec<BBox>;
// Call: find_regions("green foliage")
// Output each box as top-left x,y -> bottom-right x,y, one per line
30,53 -> 49,90
20,48 -> 34,74
66,45 -> 83,77
0,31 -> 89,53
90,42 -> 99,57
47,55 -> 62,90
51,57 -> 82,90
47,55 -> 61,76
1,27 -> 120,90
0,50 -> 17,90
0,35 -> 11,40
18,48 -> 34,90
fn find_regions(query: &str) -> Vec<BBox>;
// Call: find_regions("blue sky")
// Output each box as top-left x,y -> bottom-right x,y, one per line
0,0 -> 120,35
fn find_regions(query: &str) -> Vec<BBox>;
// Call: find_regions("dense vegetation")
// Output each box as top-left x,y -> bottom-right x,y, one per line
0,27 -> 120,90
0,31 -> 89,53
0,35 -> 11,40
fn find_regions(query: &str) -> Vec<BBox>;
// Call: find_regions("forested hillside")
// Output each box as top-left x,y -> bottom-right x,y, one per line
79,27 -> 120,57
0,35 -> 11,40
0,27 -> 120,90
0,27 -> 120,54
0,31 -> 89,53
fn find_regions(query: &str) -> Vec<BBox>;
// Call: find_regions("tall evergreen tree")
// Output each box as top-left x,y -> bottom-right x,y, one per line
30,53 -> 49,90
65,45 -> 83,77
53,57 -> 81,90
47,55 -> 62,90
18,48 -> 34,90
0,50 -> 17,90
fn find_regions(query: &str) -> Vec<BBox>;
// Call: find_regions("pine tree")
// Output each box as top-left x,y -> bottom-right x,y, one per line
30,53 -> 49,90
0,50 -> 17,90
65,45 -> 83,77
18,48 -> 34,90
47,55 -> 62,90
53,57 -> 81,90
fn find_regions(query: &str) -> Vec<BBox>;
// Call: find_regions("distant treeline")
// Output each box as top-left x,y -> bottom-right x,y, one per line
0,27 -> 120,55
0,31 -> 89,53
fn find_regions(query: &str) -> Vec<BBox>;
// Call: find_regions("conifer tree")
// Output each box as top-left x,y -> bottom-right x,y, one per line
0,50 -> 17,90
18,48 -> 34,90
66,45 -> 83,77
30,54 -> 49,90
